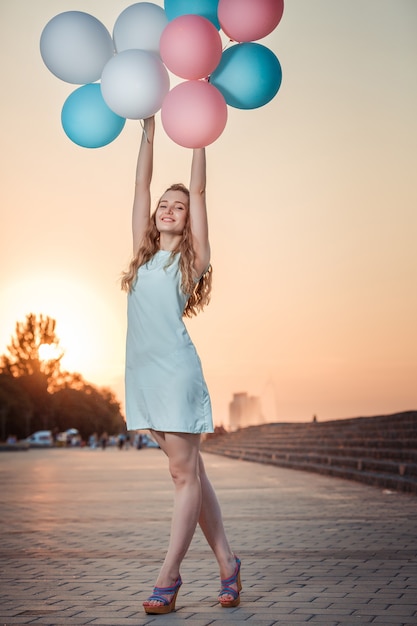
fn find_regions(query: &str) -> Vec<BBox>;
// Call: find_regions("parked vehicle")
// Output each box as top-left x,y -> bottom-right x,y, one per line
25,430 -> 53,447
56,428 -> 81,446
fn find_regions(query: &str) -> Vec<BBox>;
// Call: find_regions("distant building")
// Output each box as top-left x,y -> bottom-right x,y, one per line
229,392 -> 263,431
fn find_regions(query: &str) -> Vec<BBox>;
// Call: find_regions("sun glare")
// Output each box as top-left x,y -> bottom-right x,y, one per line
38,343 -> 62,362
1,273 -> 126,386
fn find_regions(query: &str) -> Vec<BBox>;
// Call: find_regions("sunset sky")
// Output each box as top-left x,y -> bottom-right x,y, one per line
1,0 -> 416,427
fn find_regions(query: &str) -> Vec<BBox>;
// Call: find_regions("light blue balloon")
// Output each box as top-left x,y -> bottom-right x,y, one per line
210,43 -> 283,110
164,0 -> 220,29
61,83 -> 126,148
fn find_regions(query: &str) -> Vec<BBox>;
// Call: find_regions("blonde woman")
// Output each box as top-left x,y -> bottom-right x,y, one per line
122,117 -> 241,615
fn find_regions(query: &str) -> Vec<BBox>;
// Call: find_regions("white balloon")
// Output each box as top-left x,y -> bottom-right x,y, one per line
113,2 -> 168,54
101,50 -> 170,119
40,11 -> 114,84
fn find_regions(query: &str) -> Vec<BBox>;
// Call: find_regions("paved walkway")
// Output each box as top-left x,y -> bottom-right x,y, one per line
0,447 -> 416,626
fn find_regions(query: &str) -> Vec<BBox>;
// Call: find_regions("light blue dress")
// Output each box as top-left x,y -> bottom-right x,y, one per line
125,250 -> 213,434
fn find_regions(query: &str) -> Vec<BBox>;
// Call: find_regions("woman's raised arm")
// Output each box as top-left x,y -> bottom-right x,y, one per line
189,147 -> 210,277
132,116 -> 155,253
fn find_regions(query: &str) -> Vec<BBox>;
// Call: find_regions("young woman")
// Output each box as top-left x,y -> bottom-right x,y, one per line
121,116 -> 242,615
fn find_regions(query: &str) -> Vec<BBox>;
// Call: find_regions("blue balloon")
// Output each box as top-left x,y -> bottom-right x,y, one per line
164,0 -> 220,29
210,43 -> 282,110
61,83 -> 126,148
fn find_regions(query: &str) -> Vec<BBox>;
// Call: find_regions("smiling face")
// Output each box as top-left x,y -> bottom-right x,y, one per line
155,189 -> 189,236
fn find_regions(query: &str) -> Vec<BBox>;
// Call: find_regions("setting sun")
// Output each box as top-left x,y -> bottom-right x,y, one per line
38,342 -> 62,362
0,271 -> 126,391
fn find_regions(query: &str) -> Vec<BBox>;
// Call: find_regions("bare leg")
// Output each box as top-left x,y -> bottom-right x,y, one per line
145,432 -> 239,606
198,454 -> 239,601
144,431 -> 201,608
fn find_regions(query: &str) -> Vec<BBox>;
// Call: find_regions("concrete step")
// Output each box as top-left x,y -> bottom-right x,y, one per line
203,440 -> 417,461
203,447 -> 417,494
201,411 -> 417,494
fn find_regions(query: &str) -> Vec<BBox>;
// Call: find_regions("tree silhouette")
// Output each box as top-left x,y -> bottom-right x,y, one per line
0,313 -> 126,441
0,313 -> 64,391
0,374 -> 32,440
51,384 -> 125,440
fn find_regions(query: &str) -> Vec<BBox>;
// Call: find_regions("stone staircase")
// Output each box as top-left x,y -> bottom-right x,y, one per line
201,411 -> 417,494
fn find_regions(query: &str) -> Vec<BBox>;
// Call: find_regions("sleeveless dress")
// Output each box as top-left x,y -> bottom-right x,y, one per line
125,250 -> 213,434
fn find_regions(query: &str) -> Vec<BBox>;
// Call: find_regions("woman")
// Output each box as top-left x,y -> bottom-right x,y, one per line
121,116 -> 242,615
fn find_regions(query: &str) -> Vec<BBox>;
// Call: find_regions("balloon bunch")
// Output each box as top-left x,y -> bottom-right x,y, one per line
40,0 -> 284,149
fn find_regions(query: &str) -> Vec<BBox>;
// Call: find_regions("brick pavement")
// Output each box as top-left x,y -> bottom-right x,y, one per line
0,447 -> 416,626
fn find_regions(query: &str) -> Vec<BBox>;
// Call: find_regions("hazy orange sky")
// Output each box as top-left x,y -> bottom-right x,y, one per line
1,1 -> 416,426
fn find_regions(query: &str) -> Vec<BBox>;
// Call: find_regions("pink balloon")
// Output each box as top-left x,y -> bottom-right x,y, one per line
218,0 -> 284,42
160,15 -> 222,80
161,80 -> 227,148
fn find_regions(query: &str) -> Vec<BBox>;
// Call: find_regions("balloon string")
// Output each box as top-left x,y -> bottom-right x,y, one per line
207,39 -> 236,82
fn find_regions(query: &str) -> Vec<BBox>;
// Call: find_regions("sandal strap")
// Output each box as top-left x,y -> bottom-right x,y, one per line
146,575 -> 182,604
219,585 -> 239,600
146,593 -> 170,606
220,558 -> 241,586
153,580 -> 181,595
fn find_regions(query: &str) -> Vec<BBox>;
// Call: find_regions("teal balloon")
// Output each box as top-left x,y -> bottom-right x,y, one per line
164,0 -> 220,29
210,43 -> 282,110
61,83 -> 126,148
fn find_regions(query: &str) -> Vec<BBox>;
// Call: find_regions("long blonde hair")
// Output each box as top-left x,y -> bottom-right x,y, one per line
121,184 -> 212,318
